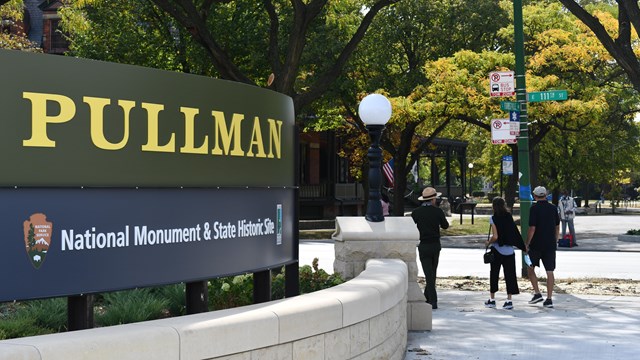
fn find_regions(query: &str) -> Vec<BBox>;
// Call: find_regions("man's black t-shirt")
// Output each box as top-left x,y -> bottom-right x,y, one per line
529,200 -> 560,252
411,203 -> 449,243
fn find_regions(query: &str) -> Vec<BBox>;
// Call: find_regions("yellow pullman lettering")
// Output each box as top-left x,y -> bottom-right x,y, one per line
267,119 -> 282,159
211,111 -> 245,156
246,116 -> 266,158
141,102 -> 175,153
84,96 -> 134,150
179,107 -> 208,154
21,92 -> 283,160
22,92 -> 76,147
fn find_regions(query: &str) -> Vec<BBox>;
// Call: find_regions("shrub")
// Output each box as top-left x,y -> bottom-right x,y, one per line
16,298 -> 67,332
299,258 -> 344,294
154,284 -> 186,316
1,261 -> 343,338
0,317 -> 54,339
626,229 -> 640,235
95,289 -> 169,326
209,274 -> 254,310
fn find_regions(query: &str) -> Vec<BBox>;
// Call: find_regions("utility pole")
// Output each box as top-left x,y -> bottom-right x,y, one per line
514,0 -> 532,278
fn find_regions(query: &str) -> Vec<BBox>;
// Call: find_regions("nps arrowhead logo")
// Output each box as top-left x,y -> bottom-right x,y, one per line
23,213 -> 52,269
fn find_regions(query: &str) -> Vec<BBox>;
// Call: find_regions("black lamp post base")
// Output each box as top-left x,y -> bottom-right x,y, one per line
365,213 -> 385,222
364,124 -> 386,222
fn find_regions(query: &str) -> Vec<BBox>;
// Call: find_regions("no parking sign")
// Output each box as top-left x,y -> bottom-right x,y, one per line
489,71 -> 515,97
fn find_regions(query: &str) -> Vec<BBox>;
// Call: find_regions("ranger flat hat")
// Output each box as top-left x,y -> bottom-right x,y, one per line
418,187 -> 441,201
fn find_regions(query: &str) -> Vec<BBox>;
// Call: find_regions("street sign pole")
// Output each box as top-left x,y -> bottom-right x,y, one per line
514,0 -> 532,278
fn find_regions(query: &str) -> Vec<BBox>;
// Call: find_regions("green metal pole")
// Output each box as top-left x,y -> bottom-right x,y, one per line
514,0 -> 532,278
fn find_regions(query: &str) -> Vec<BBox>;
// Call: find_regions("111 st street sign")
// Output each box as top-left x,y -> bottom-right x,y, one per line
528,90 -> 568,102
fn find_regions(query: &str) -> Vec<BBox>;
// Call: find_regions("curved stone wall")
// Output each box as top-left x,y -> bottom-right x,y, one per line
0,258 -> 408,360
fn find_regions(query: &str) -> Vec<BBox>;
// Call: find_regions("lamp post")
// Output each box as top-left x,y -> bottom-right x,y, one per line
359,94 -> 392,222
468,163 -> 474,198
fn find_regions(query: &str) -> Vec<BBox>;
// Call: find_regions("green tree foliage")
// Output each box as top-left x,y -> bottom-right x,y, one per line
60,0 -> 208,73
521,1 -> 640,197
325,0 -> 511,214
147,0 -> 399,113
558,0 -> 640,93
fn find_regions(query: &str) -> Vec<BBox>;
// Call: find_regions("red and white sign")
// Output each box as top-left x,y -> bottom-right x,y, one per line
491,119 -> 517,144
489,71 -> 515,97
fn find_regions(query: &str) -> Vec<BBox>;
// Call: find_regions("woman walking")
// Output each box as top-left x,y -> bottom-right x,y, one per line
484,197 -> 526,309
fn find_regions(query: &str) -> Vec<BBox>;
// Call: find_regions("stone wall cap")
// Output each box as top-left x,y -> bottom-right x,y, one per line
332,216 -> 418,242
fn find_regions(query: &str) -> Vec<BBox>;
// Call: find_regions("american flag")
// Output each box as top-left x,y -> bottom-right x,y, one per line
382,159 -> 394,187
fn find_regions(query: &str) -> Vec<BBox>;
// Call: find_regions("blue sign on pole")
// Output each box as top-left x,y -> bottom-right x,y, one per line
509,111 -> 520,136
502,155 -> 513,175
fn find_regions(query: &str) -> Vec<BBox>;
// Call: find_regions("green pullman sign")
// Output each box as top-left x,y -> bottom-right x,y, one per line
0,50 -> 298,303
527,90 -> 568,102
0,50 -> 295,187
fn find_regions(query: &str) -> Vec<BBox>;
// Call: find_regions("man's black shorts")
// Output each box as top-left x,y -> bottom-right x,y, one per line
528,248 -> 556,271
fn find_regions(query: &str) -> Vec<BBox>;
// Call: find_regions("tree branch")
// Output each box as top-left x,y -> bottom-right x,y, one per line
151,0 -> 254,84
295,0 -> 399,110
559,0 -> 640,90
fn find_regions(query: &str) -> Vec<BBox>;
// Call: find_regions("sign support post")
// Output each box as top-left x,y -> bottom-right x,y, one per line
67,294 -> 94,331
186,281 -> 209,314
514,0 -> 532,278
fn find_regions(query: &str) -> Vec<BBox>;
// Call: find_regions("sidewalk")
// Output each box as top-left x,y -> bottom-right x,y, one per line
405,291 -> 640,360
404,213 -> 640,360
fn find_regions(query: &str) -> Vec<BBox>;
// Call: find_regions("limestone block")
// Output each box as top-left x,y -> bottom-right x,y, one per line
333,258 -> 357,280
3,324 -> 179,360
406,261 -> 419,281
292,335 -> 324,360
250,343 -> 292,360
147,305 -> 279,360
307,281 -> 381,326
407,281 -> 425,302
349,321 -> 370,358
334,240 -> 418,263
215,352 -> 251,360
262,296 -> 342,343
324,327 -> 350,360
333,217 -> 419,242
0,344 -> 41,360
369,301 -> 403,347
407,301 -> 432,331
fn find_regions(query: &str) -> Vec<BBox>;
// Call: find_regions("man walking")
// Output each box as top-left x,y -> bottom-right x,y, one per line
412,187 -> 449,310
525,186 -> 560,308
558,190 -> 578,246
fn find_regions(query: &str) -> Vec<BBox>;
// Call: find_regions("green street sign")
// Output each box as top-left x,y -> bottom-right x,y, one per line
528,90 -> 568,102
501,101 -> 520,112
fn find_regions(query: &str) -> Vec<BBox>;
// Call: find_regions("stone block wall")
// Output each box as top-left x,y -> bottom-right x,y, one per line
0,259 -> 408,360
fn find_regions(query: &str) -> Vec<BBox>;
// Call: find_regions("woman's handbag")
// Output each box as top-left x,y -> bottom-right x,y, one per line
483,247 -> 494,264
483,225 -> 494,264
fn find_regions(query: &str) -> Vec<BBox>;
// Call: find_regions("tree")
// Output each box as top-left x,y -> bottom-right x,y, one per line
558,0 -> 640,93
330,0 -> 510,214
60,0 -> 203,72
147,0 -> 399,113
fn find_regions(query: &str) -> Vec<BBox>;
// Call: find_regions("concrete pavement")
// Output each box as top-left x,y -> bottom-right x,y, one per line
405,291 -> 640,360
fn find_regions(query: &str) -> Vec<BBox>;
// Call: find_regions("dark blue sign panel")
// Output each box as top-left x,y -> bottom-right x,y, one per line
0,187 -> 295,302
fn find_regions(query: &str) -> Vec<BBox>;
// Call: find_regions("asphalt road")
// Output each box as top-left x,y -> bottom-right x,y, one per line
299,214 -> 640,280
